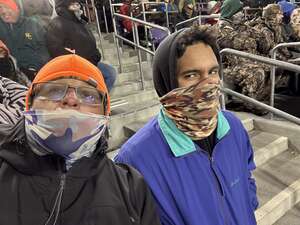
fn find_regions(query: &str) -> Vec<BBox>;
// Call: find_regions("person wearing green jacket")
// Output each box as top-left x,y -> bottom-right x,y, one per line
220,0 -> 243,20
0,0 -> 50,81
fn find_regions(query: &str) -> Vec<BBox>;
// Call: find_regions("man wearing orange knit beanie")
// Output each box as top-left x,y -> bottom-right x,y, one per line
0,0 -> 50,81
0,54 -> 161,225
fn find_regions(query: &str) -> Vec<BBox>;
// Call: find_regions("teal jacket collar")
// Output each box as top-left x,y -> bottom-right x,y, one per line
158,108 -> 230,157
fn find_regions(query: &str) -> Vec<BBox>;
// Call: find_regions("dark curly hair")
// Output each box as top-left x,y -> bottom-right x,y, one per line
176,25 -> 221,64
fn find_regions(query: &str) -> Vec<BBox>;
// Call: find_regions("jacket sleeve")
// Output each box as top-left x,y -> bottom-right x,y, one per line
244,128 -> 259,211
0,76 -> 27,125
125,164 -> 162,225
31,21 -> 50,68
46,19 -> 69,58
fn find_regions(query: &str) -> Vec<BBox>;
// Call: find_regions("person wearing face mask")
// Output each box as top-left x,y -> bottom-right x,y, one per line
0,54 -> 161,225
115,25 -> 258,225
46,0 -> 116,91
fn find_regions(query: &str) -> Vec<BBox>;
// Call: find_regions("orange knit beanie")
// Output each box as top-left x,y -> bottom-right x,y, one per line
25,54 -> 110,115
0,0 -> 19,13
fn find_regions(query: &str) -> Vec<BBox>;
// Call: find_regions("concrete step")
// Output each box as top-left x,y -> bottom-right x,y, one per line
254,149 -> 300,225
108,99 -> 160,150
233,112 -> 255,132
273,201 -> 300,225
107,61 -> 149,73
104,53 -> 150,66
104,54 -> 140,65
249,131 -> 289,167
122,115 -> 255,141
114,68 -> 153,86
123,119 -> 150,138
110,79 -> 154,97
110,89 -> 158,109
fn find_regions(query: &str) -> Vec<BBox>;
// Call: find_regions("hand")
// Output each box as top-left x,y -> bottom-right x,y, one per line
0,40 -> 9,58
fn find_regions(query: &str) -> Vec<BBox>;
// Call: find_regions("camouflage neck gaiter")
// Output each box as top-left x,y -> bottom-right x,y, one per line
159,76 -> 220,140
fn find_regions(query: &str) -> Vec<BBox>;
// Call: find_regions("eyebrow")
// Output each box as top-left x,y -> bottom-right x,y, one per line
180,65 -> 220,76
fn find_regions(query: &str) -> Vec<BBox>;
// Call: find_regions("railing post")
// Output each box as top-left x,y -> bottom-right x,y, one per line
103,5 -> 109,33
142,2 -> 148,42
219,54 -> 226,110
134,23 -> 145,90
85,0 -> 92,23
270,50 -> 277,120
91,0 -> 105,60
165,2 -> 170,28
109,0 -> 123,73
131,12 -> 137,50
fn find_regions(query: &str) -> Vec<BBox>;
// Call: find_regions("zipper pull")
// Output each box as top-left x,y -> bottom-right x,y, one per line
60,174 -> 66,188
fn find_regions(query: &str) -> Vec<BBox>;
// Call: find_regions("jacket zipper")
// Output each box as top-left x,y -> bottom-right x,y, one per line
44,170 -> 66,225
209,155 -> 229,225
197,146 -> 229,225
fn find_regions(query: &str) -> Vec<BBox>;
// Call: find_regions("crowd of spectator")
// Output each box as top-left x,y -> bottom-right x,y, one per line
1,0 -> 300,224
0,0 -> 116,91
1,0 -> 300,114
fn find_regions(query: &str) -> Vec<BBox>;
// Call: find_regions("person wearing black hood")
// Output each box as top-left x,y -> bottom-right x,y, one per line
115,25 -> 258,225
46,0 -> 116,91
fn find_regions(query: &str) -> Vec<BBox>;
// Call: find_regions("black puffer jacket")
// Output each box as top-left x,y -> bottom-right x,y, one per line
0,119 -> 161,225
46,0 -> 101,65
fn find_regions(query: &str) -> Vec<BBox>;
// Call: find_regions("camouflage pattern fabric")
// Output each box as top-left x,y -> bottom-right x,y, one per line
159,76 -> 220,140
216,14 -> 292,114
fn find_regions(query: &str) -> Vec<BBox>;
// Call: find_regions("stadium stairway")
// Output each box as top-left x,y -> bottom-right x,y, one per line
95,30 -> 300,225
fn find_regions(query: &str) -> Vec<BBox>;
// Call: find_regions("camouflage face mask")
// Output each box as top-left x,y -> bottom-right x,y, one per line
159,76 -> 220,140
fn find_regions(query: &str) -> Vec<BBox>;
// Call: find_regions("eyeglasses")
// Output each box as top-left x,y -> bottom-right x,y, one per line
32,82 -> 105,105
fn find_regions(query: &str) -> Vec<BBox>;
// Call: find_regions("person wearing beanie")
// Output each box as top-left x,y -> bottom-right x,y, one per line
115,25 -> 258,225
0,0 -> 50,81
220,0 -> 243,21
0,54 -> 161,225
46,0 -> 116,91
278,0 -> 295,23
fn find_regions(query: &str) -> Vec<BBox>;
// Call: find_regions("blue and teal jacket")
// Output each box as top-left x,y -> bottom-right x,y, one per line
115,110 -> 258,225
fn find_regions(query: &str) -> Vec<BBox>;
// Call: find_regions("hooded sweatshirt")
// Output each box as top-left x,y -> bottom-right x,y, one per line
0,0 -> 50,72
46,0 -> 101,65
152,29 -> 216,155
220,0 -> 243,20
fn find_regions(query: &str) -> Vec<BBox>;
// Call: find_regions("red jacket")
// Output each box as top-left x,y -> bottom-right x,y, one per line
120,4 -> 133,32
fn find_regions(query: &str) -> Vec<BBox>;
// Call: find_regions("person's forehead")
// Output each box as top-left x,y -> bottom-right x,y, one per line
50,78 -> 94,88
183,43 -> 217,60
177,43 -> 219,71
292,10 -> 300,18
0,3 -> 12,11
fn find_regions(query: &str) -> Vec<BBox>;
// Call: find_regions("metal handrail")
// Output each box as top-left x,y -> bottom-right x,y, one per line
91,0 -> 105,60
220,48 -> 300,124
103,6 -> 109,33
221,88 -> 300,125
111,2 -> 177,29
269,42 -> 300,118
175,14 -> 220,30
141,2 -> 178,28
110,1 -> 170,89
114,13 -> 170,32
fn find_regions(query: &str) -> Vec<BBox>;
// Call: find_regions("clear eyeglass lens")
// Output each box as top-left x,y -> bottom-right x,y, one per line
35,83 -> 67,101
77,87 -> 103,105
34,83 -> 103,105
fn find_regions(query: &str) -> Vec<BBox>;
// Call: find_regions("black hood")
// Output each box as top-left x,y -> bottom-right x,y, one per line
55,0 -> 80,21
152,29 -> 187,97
